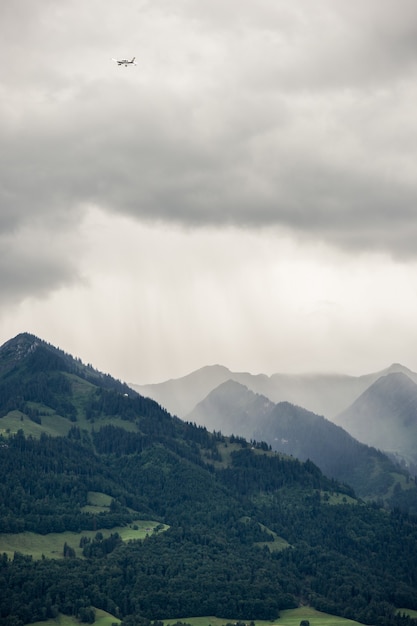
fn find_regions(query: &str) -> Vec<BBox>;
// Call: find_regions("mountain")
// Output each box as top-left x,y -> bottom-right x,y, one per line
187,379 -> 276,437
132,362 -> 417,419
335,372 -> 417,473
1,333 -> 417,626
132,364 -> 271,418
0,332 -> 180,440
134,363 -> 417,474
187,380 -> 417,507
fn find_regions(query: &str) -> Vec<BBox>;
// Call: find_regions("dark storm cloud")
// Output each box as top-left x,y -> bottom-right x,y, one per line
3,1 -> 417,381
2,0 -> 417,271
0,221 -> 82,303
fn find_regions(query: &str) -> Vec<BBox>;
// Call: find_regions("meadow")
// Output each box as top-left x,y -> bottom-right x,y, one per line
30,608 -> 120,626
0,519 -> 166,560
28,607 -> 363,626
163,607 -> 363,626
397,609 -> 417,619
0,487 -> 167,560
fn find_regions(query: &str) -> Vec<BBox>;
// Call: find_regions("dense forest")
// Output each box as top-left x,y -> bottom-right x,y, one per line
1,334 -> 417,626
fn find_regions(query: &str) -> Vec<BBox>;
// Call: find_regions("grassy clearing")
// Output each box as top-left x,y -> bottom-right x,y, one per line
29,608 -> 120,626
163,608 -> 363,626
320,491 -> 358,506
278,607 -> 362,626
256,535 -> 290,552
27,608 -> 364,626
81,491 -> 114,513
397,608 -> 417,619
4,413 -> 140,442
81,490 -> 142,516
0,410 -> 71,438
0,520 -> 168,560
0,372 -> 140,442
0,409 -> 141,440
256,521 -> 290,552
239,517 -> 290,552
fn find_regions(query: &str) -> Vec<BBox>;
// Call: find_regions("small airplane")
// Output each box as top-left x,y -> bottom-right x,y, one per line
112,57 -> 137,67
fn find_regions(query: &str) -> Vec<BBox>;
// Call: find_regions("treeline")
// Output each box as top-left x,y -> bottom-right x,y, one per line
1,430 -> 417,625
218,448 -> 355,497
2,512 -> 417,626
0,432 -> 143,533
0,369 -> 77,420
84,388 -> 173,426
92,423 -> 220,470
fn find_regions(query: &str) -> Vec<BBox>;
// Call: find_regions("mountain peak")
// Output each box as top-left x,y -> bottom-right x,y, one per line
0,333 -> 43,371
1,331 -> 40,351
370,370 -> 417,394
381,363 -> 413,376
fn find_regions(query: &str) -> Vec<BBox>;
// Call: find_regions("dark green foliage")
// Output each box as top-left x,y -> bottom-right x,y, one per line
0,431 -> 136,533
2,428 -> 417,626
218,448 -> 354,497
63,542 -> 76,558
0,333 -> 167,424
82,533 -> 122,558
0,368 -> 77,420
78,606 -> 96,623
85,388 -> 171,426
1,334 -> 417,626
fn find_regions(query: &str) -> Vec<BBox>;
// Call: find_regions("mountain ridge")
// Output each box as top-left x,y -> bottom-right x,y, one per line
187,378 -> 417,508
336,371 -> 417,473
132,362 -> 417,418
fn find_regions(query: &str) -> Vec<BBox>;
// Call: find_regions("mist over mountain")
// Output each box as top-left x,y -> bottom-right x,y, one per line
187,380 -> 417,508
132,365 -> 272,418
186,379 -> 276,437
336,372 -> 417,473
133,362 -> 417,419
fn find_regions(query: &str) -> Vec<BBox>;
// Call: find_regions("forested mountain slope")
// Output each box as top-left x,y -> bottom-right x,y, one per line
0,334 -> 417,626
187,380 -> 417,511
336,372 -> 417,473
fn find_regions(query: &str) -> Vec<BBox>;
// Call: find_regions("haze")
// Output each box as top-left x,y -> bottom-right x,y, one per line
2,0 -> 417,384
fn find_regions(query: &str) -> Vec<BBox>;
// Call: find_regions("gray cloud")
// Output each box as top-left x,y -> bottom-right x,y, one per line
2,0 -> 417,265
0,220 -> 82,303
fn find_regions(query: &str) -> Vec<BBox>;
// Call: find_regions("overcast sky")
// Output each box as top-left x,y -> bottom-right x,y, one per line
2,0 -> 417,384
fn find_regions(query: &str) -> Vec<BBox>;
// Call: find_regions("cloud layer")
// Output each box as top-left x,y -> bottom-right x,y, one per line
1,1 -> 417,379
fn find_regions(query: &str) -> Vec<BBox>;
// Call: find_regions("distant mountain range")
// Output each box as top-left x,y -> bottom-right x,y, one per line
132,362 -> 417,418
187,379 -> 416,506
132,362 -> 417,475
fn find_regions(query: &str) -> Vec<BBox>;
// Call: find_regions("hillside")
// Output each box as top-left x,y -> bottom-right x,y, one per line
187,379 -> 276,437
0,334 -> 417,626
134,363 -> 417,473
187,380 -> 417,509
336,372 -> 417,473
